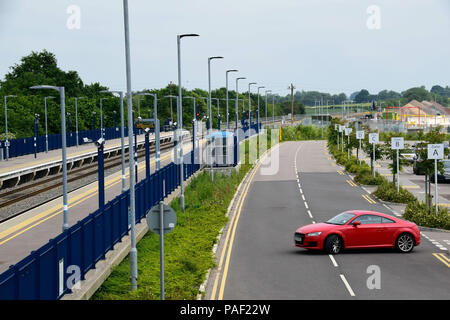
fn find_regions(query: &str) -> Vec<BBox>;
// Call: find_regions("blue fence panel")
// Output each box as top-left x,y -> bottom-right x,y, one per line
0,127 -> 253,299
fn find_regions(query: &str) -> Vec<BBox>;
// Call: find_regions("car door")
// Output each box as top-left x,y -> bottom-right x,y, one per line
344,214 -> 384,247
377,216 -> 398,246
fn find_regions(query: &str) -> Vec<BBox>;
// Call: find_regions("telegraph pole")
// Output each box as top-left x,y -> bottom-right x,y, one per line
288,83 -> 295,123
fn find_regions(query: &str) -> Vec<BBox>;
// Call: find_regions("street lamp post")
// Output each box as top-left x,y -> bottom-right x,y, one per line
101,90 -> 127,192
122,0 -> 138,291
33,113 -> 39,158
44,96 -> 55,152
265,90 -> 272,126
30,85 -> 69,231
3,95 -> 16,160
74,97 -> 86,147
248,82 -> 257,127
177,33 -> 199,212
235,77 -> 246,131
208,56 -> 224,181
184,96 -> 197,165
212,98 -> 220,129
257,86 -> 265,131
137,92 -> 161,171
100,97 -> 109,139
226,70 -> 238,130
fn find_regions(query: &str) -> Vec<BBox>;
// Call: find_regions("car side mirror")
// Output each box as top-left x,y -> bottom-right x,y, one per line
352,221 -> 361,227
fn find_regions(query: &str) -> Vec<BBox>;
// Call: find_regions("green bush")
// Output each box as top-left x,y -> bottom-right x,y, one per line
403,201 -> 450,230
373,182 -> 416,204
354,171 -> 386,185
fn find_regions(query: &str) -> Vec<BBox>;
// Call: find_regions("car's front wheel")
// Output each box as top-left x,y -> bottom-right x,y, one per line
396,233 -> 415,253
324,235 -> 342,254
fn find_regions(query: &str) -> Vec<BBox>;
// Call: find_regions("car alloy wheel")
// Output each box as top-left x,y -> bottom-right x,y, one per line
325,235 -> 342,254
397,234 -> 414,253
332,238 -> 341,253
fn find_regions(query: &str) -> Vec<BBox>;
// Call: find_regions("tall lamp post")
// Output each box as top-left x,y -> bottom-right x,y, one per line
248,82 -> 257,127
33,113 -> 39,158
137,92 -> 160,171
212,98 -> 220,129
235,78 -> 246,130
100,97 -> 109,139
198,97 -> 209,129
122,0 -> 138,291
101,90 -> 127,192
177,33 -> 199,212
74,97 -> 86,147
44,96 -> 55,153
257,86 -> 265,130
208,56 -> 223,182
265,90 -> 272,126
3,95 -> 16,160
226,69 -> 238,130
30,85 -> 69,231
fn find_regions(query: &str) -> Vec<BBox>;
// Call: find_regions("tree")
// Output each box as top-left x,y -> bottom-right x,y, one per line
361,126 -> 383,174
414,127 -> 449,210
402,87 -> 430,102
382,133 -> 409,187
355,89 -> 370,103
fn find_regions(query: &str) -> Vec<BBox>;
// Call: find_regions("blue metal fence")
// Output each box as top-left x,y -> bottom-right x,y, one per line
0,127 -> 256,300
0,154 -> 198,300
0,126 -> 158,159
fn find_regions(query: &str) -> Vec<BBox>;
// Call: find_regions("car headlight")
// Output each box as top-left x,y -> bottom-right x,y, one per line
307,232 -> 322,237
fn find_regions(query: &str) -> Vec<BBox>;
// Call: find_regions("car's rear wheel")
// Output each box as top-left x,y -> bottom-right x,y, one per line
396,233 -> 415,253
324,235 -> 342,254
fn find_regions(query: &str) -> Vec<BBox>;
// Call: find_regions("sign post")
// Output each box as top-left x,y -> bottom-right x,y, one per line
146,202 -> 177,300
428,144 -> 444,215
339,125 -> 345,152
344,127 -> 352,159
391,137 -> 404,192
356,130 -> 364,165
335,124 -> 339,149
369,133 -> 379,177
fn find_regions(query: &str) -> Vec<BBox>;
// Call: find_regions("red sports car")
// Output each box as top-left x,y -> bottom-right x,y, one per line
294,210 -> 420,254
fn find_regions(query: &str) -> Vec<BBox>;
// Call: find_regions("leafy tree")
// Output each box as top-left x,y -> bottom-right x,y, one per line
355,89 -> 370,103
414,127 -> 449,210
402,87 -> 430,102
382,133 -> 410,187
361,126 -> 383,174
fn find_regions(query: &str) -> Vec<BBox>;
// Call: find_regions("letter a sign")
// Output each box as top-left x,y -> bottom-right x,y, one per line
391,137 -> 404,150
428,144 -> 444,160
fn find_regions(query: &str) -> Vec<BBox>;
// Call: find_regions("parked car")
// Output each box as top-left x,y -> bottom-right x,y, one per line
430,159 -> 450,183
401,148 -> 417,163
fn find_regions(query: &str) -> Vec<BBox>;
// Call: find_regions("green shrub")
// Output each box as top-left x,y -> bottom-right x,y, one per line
373,182 -> 416,203
354,171 -> 386,185
403,201 -> 450,230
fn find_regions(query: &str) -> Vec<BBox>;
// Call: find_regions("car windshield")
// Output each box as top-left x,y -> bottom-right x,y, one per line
326,212 -> 356,225
443,161 -> 450,169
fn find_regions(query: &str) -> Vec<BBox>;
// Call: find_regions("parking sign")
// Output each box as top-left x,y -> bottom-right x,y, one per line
369,133 -> 379,144
356,130 -> 364,140
428,144 -> 444,160
391,137 -> 404,150
344,128 -> 352,136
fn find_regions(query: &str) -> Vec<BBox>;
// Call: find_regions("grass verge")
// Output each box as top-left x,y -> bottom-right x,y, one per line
92,130 -> 277,299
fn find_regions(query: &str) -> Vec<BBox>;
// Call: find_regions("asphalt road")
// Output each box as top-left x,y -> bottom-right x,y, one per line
208,140 -> 450,300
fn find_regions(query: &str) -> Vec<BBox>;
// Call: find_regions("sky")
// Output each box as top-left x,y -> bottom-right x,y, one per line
0,0 -> 449,97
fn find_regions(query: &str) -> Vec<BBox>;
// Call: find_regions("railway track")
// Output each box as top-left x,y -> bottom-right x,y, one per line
0,138 -> 186,223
